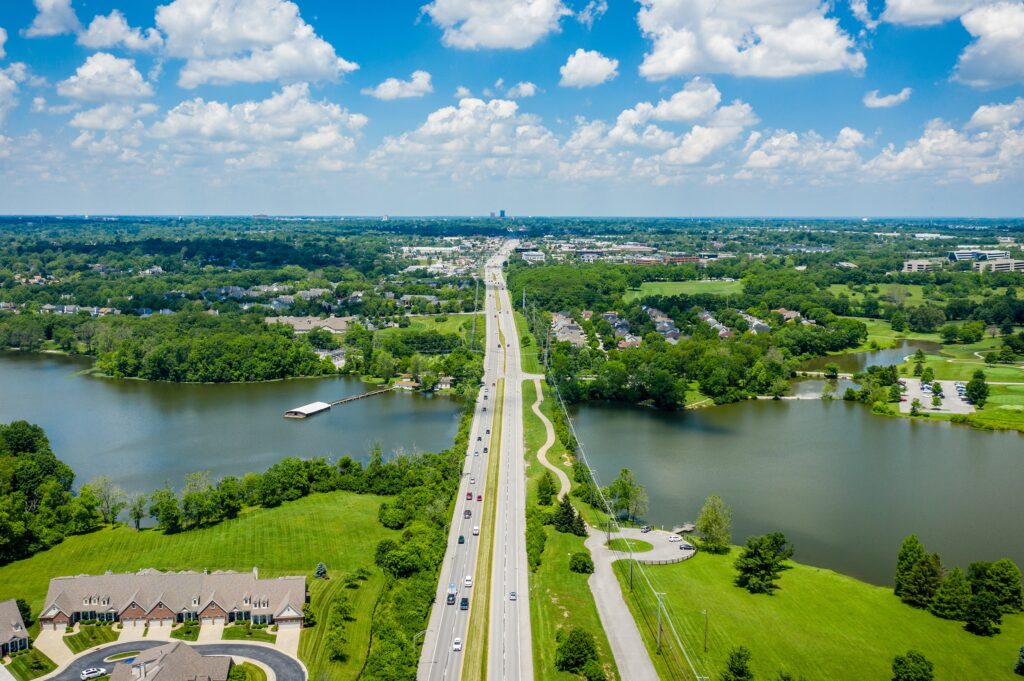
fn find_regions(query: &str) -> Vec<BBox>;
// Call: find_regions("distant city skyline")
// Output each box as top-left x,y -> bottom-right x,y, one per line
0,0 -> 1023,216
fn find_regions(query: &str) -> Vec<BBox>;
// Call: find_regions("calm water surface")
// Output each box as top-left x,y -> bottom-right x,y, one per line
571,399 -> 1024,585
0,352 -> 462,493
800,339 -> 941,373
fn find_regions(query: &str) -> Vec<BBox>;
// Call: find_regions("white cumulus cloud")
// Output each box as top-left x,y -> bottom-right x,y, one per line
506,81 -> 537,98
78,10 -> 163,52
70,103 -> 158,131
637,0 -> 866,79
421,0 -> 572,49
155,0 -> 358,88
576,0 -> 607,28
361,71 -> 433,100
559,48 -> 618,88
881,0 -> 988,25
954,2 -> 1024,88
23,0 -> 81,38
863,87 -> 913,108
0,27 -> 7,59
57,53 -> 153,101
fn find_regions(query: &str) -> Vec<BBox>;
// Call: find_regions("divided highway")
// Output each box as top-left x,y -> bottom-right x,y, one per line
418,241 -> 532,681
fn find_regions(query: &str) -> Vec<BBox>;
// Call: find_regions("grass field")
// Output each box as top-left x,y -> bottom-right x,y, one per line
377,313 -> 485,343
235,662 -> 267,681
65,625 -> 119,653
222,624 -> 276,643
624,280 -> 742,302
514,311 -> 544,375
0,492 -> 396,681
964,383 -> 1024,431
607,539 -> 652,553
522,379 -> 619,681
462,378 -> 504,680
5,650 -> 56,681
613,549 -> 1024,681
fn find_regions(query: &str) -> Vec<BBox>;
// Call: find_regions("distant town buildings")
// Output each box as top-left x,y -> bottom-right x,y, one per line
643,306 -> 681,342
697,309 -> 733,338
738,312 -> 771,334
947,249 -> 1010,262
973,259 -> 1024,273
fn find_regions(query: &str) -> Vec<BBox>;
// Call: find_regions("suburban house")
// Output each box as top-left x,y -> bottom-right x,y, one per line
0,599 -> 29,657
264,315 -> 352,334
38,569 -> 306,631
109,641 -> 230,681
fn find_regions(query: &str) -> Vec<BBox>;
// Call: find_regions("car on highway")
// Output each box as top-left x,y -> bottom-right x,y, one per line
466,491 -> 473,500
447,592 -> 457,605
509,591 -> 517,601
452,638 -> 463,652
667,534 -> 682,542
477,436 -> 482,441
458,535 -> 465,544
460,597 -> 469,610
470,477 -> 476,484
483,447 -> 489,453
464,576 -> 473,588
464,509 -> 472,519
477,494 -> 482,501
486,429 -> 490,434
473,525 -> 480,535
80,669 -> 107,680
483,407 -> 486,412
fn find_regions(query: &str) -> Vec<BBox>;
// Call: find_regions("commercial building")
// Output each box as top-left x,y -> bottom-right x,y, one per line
973,259 -> 1024,273
902,259 -> 940,273
947,249 -> 1010,262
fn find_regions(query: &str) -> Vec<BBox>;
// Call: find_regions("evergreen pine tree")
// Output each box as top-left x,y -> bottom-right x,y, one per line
895,535 -> 926,598
965,591 -> 1002,636
930,567 -> 971,620
903,552 -> 943,608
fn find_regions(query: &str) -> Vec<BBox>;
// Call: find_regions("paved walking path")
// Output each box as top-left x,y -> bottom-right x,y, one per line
584,528 -> 659,681
528,377 -> 571,499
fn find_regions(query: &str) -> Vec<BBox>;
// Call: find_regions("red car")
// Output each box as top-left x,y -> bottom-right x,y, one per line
477,494 -> 482,502
466,491 -> 473,500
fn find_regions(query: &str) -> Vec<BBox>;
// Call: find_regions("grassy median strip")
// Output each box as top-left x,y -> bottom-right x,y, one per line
462,377 -> 505,680
522,379 -> 620,681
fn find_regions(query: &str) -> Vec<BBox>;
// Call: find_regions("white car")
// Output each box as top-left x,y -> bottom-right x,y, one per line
667,534 -> 682,542
80,669 -> 108,680
452,638 -> 463,652
464,575 -> 474,588
469,477 -> 476,484
473,525 -> 480,536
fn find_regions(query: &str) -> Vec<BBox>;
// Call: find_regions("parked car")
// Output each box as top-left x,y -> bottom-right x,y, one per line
681,542 -> 695,551
452,638 -> 463,651
81,669 -> 107,680
667,534 -> 682,542
640,526 -> 651,533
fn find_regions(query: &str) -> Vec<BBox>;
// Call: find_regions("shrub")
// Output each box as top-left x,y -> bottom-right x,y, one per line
569,552 -> 594,574
555,627 -> 598,672
891,650 -> 934,681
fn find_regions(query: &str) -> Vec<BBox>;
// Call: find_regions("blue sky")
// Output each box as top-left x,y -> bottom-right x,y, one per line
0,0 -> 1022,216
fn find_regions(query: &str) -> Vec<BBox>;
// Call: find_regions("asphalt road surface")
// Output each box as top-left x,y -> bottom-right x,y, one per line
52,641 -> 304,681
418,241 -> 529,680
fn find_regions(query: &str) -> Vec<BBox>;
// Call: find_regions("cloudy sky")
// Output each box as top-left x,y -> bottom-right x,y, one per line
0,0 -> 1022,216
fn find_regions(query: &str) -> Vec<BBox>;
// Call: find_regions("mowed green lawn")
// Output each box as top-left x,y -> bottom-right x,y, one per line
614,550 -> 1024,681
970,383 -> 1024,431
624,280 -> 742,301
0,491 -> 396,681
522,380 -> 619,681
377,313 -> 484,342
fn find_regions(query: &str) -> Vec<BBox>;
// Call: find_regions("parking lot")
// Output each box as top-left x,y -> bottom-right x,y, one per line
898,378 -> 975,415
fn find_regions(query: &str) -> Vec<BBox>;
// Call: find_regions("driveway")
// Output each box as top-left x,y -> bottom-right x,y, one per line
42,641 -> 304,681
197,621 -> 225,643
0,661 -> 17,681
32,630 -> 73,666
273,627 -> 300,658
117,622 -> 146,642
145,622 -> 173,640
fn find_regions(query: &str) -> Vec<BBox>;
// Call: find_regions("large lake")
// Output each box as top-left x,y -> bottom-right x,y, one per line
571,399 -> 1024,586
0,352 -> 462,493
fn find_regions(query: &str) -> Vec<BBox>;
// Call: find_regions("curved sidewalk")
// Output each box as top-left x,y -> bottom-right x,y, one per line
528,377 -> 571,499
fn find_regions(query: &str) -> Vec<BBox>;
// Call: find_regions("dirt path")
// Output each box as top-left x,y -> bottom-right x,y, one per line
529,377 -> 571,499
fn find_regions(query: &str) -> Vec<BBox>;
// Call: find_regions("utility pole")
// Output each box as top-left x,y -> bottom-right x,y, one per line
703,609 -> 708,653
656,592 -> 665,651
